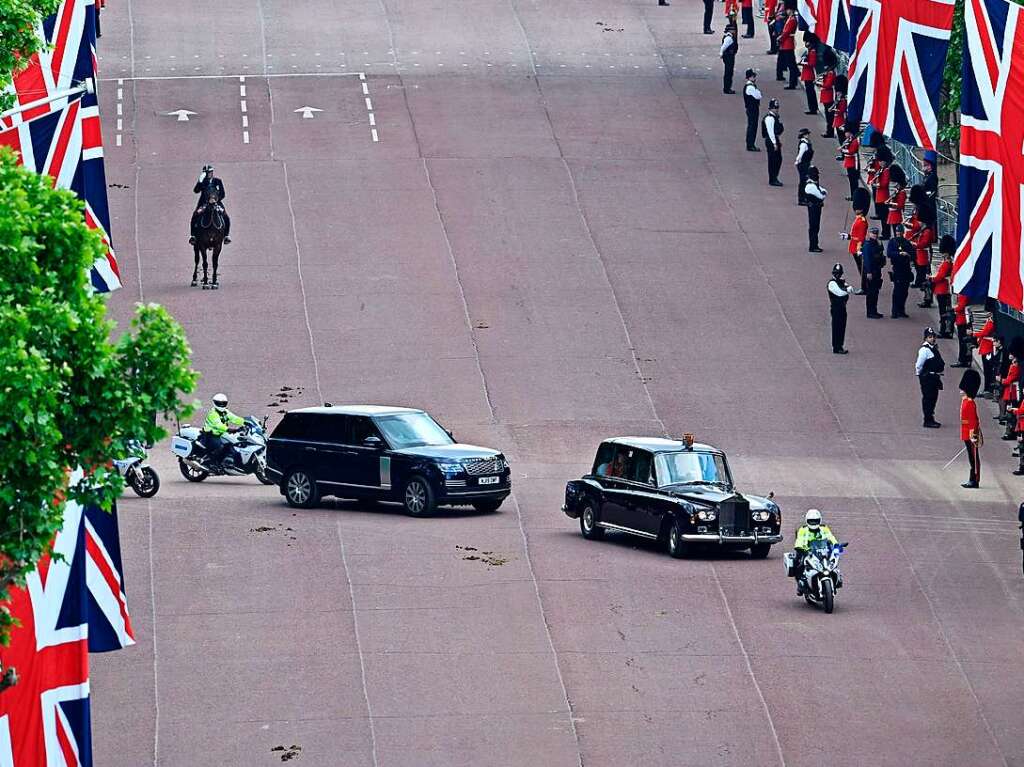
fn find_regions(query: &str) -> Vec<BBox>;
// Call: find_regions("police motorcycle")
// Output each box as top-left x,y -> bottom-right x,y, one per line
114,440 -> 160,498
784,539 -> 848,614
170,415 -> 274,484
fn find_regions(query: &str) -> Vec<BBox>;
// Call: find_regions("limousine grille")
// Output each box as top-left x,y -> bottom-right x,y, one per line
464,457 -> 502,476
718,498 -> 751,537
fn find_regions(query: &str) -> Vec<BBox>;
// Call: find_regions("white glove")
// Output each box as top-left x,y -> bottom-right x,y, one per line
197,171 -> 205,183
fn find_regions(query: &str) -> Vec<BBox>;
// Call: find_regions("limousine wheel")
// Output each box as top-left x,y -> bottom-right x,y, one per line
403,476 -> 436,517
667,520 -> 688,559
579,502 -> 604,540
284,469 -> 319,509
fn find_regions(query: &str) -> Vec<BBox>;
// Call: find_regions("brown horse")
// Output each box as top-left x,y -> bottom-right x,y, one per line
191,193 -> 227,289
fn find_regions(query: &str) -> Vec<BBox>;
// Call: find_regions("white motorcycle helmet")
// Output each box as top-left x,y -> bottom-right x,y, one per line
805,508 -> 822,530
212,393 -> 229,413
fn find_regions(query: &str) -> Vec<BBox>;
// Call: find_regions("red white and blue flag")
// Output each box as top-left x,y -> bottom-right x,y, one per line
952,0 -> 1024,309
798,0 -> 855,52
846,0 -> 955,150
83,505 -> 135,652
2,0 -> 120,293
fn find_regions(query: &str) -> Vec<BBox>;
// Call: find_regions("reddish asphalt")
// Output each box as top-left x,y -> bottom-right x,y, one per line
92,1 -> 1024,765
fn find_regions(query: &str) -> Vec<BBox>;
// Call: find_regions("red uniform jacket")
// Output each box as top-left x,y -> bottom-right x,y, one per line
931,260 -> 952,296
873,166 -> 890,204
725,0 -> 739,16
849,214 -> 867,256
764,0 -> 778,22
954,294 -> 969,327
820,71 -> 835,105
800,50 -> 817,82
742,0 -> 753,8
975,318 -> 995,356
780,16 -> 797,50
843,137 -> 860,170
961,396 -> 979,441
833,97 -> 847,129
865,158 -> 878,188
1002,361 -> 1019,402
886,188 -> 906,224
910,222 -> 934,267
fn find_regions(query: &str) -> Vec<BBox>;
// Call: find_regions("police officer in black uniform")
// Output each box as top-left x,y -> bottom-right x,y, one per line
827,263 -> 854,354
190,164 -> 231,244
762,98 -> 784,186
861,227 -> 886,318
888,234 -> 914,318
916,327 -> 944,428
794,127 -> 813,205
743,70 -> 762,151
804,166 -> 826,252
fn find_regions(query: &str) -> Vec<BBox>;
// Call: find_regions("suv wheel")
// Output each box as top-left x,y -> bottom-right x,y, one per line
579,501 -> 605,540
284,469 -> 319,509
403,476 -> 436,517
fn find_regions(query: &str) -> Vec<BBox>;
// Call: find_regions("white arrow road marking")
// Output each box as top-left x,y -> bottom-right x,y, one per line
294,106 -> 323,119
165,109 -> 197,122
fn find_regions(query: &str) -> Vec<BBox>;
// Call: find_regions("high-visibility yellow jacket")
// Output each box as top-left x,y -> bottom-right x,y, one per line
794,524 -> 837,551
203,407 -> 244,436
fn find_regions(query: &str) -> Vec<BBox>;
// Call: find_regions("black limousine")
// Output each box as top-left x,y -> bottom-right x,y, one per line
562,435 -> 782,558
265,405 -> 511,515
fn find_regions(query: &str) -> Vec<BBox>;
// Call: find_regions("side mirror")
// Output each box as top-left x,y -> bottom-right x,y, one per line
445,429 -> 454,440
363,436 -> 383,449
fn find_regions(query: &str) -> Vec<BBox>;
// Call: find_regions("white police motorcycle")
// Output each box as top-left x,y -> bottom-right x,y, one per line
114,440 -> 160,498
170,415 -> 273,485
784,539 -> 848,614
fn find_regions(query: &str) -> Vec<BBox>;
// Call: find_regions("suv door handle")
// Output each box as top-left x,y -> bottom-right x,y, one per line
342,450 -> 358,456
304,446 -> 317,452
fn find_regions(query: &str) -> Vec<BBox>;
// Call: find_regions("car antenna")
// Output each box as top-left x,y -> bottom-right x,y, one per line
323,401 -> 333,407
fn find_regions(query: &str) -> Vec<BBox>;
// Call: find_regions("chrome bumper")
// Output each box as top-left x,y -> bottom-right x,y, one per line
682,532 -> 783,545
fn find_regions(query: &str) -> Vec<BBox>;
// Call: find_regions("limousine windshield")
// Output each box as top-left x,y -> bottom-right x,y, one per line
376,412 -> 454,449
655,451 -> 732,489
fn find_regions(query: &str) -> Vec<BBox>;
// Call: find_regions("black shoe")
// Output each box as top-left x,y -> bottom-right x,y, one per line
659,0 -> 670,5
769,180 -> 784,187
224,237 -> 231,244
833,348 -> 848,354
867,313 -> 884,319
1003,434 -> 1017,441
776,77 -> 785,81
746,146 -> 761,152
822,133 -> 834,138
724,89 -> 736,94
898,313 -> 910,318
923,420 -> 941,428
951,363 -> 969,368
704,29 -> 715,34
961,481 -> 979,489
1013,469 -> 1024,475
188,236 -> 196,245
784,86 -> 798,90
938,333 -> 953,339
809,247 -> 823,253
804,110 -> 819,115
917,301 -> 933,308
798,201 -> 808,206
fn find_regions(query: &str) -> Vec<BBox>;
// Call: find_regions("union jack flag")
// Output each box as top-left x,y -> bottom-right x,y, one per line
798,0 -> 855,52
83,505 -> 135,652
952,0 -> 1024,309
1,0 -> 120,293
846,0 -> 955,150
0,484 -> 93,767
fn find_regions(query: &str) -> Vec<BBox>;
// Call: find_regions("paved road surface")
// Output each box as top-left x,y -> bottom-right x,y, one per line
92,1 -> 1024,765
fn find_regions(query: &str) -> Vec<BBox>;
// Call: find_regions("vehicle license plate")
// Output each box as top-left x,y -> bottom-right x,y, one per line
478,476 -> 499,485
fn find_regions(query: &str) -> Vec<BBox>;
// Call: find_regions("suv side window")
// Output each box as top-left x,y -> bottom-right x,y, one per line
305,414 -> 349,443
348,416 -> 383,447
272,413 -> 309,440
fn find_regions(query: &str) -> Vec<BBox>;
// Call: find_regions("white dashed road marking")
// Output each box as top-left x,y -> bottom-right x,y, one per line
360,72 -> 378,143
115,78 -> 123,147
239,76 -> 249,144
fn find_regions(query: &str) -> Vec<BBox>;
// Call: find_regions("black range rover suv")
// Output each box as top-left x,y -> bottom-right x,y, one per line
265,405 -> 511,515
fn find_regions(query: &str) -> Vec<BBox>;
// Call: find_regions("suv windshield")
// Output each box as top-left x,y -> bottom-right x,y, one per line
375,412 -> 454,449
655,451 -> 732,489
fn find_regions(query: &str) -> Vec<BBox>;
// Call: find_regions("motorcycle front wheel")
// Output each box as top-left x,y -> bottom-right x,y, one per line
822,578 -> 835,614
254,459 -> 274,486
178,458 -> 209,482
129,467 -> 161,498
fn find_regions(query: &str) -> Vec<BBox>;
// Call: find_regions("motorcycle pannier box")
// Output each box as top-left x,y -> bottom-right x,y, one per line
783,552 -> 796,578
170,436 -> 193,457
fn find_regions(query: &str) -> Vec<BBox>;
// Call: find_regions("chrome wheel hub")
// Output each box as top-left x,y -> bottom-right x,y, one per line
288,473 -> 310,503
405,482 -> 426,513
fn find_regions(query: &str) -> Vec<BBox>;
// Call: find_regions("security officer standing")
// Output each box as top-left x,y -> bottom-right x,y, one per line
916,327 -> 944,428
932,236 -> 955,338
861,227 -> 885,318
794,128 -> 814,205
743,70 -> 762,151
721,20 -> 739,93
888,234 -> 913,318
703,0 -> 716,33
827,263 -> 854,354
777,9 -> 800,88
805,166 -> 826,252
762,98 -> 784,186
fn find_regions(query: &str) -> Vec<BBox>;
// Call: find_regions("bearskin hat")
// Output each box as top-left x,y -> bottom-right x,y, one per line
834,74 -> 849,95
909,184 -> 927,207
875,144 -> 894,163
939,234 -> 956,256
888,163 -> 907,186
852,187 -> 871,214
959,369 -> 982,398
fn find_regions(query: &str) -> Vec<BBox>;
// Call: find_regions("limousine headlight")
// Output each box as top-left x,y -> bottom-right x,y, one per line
696,509 -> 717,522
752,510 -> 771,522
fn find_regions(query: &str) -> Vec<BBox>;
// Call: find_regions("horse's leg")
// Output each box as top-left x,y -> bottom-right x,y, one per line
192,245 -> 199,286
202,246 -> 209,286
211,242 -> 221,288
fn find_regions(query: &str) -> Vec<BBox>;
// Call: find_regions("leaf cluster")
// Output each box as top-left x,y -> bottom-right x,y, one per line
0,0 -> 61,112
0,150 -> 198,656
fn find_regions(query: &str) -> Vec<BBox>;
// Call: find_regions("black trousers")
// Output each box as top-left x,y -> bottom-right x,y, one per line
983,354 -> 997,393
830,307 -> 848,352
891,280 -> 910,317
875,200 -> 891,238
741,6 -> 754,35
822,102 -> 835,136
766,145 -> 782,182
703,0 -> 715,31
796,165 -> 809,204
847,168 -> 859,199
778,50 -> 799,87
746,108 -> 759,149
956,324 -> 972,365
920,375 -> 941,423
807,203 -> 822,249
804,81 -> 818,114
937,293 -> 953,336
723,55 -> 735,92
767,22 -> 779,53
965,439 -> 981,484
913,262 -> 928,288
865,280 -> 882,316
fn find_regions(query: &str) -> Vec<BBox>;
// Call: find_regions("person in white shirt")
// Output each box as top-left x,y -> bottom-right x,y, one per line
743,69 -> 762,151
761,98 -> 784,186
721,21 -> 739,93
804,166 -> 827,252
827,263 -> 854,354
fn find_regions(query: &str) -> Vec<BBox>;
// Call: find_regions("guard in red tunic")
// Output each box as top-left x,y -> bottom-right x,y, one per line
999,349 -> 1020,438
846,193 -> 869,289
951,295 -> 973,368
725,0 -> 740,19
974,316 -> 997,395
800,46 -> 818,114
1011,404 -> 1024,475
820,65 -> 836,137
765,0 -> 780,52
872,147 -> 893,239
778,10 -> 799,88
839,125 -> 860,200
740,0 -> 755,37
886,165 -> 907,235
959,369 -> 983,488
931,240 -> 954,338
832,89 -> 848,142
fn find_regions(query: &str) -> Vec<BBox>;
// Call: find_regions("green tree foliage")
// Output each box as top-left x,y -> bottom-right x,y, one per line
939,0 -> 965,147
0,150 -> 198,678
0,0 -> 61,112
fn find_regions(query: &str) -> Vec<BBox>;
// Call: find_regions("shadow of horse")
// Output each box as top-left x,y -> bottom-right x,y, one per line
191,195 -> 227,289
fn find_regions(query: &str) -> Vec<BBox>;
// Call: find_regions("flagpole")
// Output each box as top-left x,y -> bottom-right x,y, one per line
0,78 -> 93,122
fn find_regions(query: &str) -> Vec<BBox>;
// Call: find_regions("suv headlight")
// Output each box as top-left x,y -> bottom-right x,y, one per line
438,461 -> 463,477
696,509 -> 717,521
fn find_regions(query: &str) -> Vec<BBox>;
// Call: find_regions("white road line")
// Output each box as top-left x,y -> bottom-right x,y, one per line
361,81 -> 369,95
368,113 -> 375,126
243,130 -> 250,144
240,100 -> 247,113
116,134 -> 122,146
241,115 -> 248,128
240,85 -> 246,97
364,97 -> 372,111
116,102 -> 122,116
115,78 -> 124,147
99,71 -> 366,82
371,128 -> 378,142
239,77 -> 248,145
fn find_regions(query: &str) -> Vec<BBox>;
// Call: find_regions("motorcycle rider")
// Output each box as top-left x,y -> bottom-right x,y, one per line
792,508 -> 838,593
190,164 -> 231,245
201,393 -> 244,468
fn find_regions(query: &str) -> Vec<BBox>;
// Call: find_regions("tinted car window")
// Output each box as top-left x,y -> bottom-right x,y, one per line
595,445 -> 631,478
629,450 -> 654,485
348,416 -> 383,446
272,413 -> 311,439
592,443 -> 615,475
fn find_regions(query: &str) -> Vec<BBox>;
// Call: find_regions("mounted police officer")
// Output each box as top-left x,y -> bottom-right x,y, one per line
190,164 -> 231,245
827,263 -> 854,354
